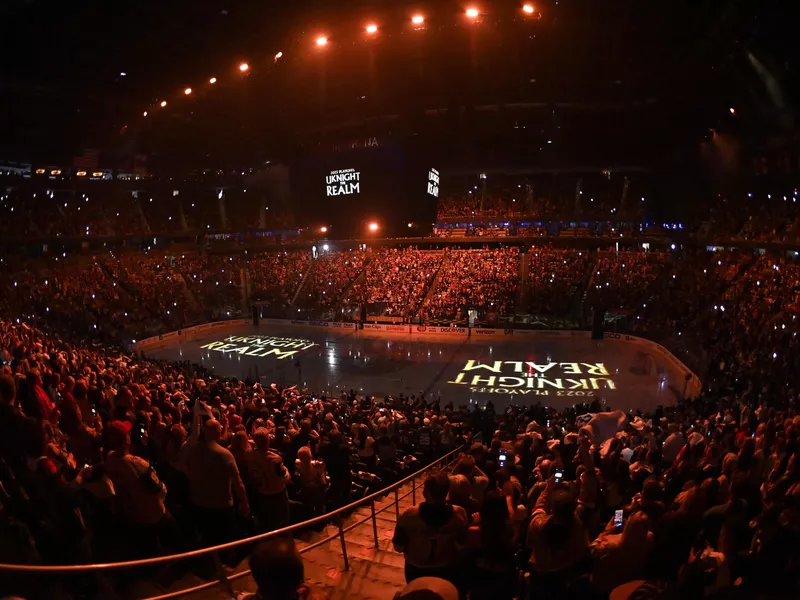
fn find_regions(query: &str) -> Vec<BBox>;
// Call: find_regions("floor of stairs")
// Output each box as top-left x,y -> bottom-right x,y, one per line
124,480 -> 419,600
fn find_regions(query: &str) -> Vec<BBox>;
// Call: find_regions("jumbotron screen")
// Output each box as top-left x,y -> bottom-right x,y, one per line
325,168 -> 361,196
291,141 -> 437,236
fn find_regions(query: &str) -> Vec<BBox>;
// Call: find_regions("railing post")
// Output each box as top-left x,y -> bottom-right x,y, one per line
337,515 -> 350,571
370,501 -> 380,549
211,551 -> 234,597
412,477 -> 416,505
394,488 -> 400,520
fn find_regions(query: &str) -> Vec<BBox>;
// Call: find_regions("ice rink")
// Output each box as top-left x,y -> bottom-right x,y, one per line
147,324 -> 685,412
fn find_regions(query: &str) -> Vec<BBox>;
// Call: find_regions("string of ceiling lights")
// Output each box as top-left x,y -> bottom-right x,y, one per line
139,5 -> 538,120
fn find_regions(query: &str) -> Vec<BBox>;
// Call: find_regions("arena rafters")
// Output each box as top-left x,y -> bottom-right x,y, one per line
3,0 -> 796,174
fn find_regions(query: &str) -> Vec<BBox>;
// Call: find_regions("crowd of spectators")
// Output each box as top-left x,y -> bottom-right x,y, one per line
0,184 -> 296,239
527,247 -> 592,316
294,250 -> 367,316
102,253 -> 199,332
248,251 -> 311,314
0,255 -> 164,343
435,175 -> 648,225
695,189 -> 800,244
0,242 -> 800,599
346,248 -> 443,320
422,247 -> 520,322
0,318 -> 476,597
585,250 -> 671,313
389,391 -> 800,600
171,254 -> 244,317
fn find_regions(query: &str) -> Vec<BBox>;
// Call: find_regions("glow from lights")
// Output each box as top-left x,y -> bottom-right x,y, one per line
368,222 -> 379,232
523,4 -> 535,13
466,7 -> 479,18
366,24 -> 378,34
239,62 -> 249,72
160,100 -> 167,107
316,36 -> 328,46
209,77 -> 217,84
320,226 -> 328,233
274,51 -> 283,62
184,87 -> 192,95
729,107 -> 735,115
143,111 -> 148,117
412,15 -> 424,25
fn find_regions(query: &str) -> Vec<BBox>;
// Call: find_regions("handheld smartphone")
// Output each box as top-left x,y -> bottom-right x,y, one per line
498,449 -> 507,465
614,509 -> 624,529
554,467 -> 564,482
91,407 -> 97,417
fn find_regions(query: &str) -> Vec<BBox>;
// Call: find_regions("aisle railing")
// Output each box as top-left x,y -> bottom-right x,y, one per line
0,444 -> 468,600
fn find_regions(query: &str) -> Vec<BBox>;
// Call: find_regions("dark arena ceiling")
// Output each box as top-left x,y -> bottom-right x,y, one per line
1,0 -> 797,172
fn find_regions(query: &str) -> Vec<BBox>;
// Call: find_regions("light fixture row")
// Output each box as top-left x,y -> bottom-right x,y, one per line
142,6 -> 537,119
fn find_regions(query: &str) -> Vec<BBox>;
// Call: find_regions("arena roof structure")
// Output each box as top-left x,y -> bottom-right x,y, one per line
2,0 -> 797,172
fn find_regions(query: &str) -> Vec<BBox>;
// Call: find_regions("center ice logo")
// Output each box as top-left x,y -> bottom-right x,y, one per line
200,335 -> 318,360
448,360 -> 616,396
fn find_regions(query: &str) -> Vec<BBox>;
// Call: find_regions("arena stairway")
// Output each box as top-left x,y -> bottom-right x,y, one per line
516,250 -> 529,314
125,478 -> 418,600
289,259 -> 317,308
173,270 -> 202,314
416,251 -> 446,321
336,253 -> 372,308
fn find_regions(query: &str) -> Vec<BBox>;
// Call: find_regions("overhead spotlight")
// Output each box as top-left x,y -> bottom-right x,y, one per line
160,100 -> 167,107
320,226 -> 328,234
522,4 -> 535,14
274,51 -> 283,62
143,111 -> 148,117
466,7 -> 479,18
412,15 -> 424,25
316,36 -> 328,46
184,87 -> 192,95
239,62 -> 249,72
729,107 -> 736,115
366,24 -> 378,34
209,77 -> 217,84
368,222 -> 379,232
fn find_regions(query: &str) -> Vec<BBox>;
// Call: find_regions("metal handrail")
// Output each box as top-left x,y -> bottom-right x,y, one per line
0,444 -> 466,585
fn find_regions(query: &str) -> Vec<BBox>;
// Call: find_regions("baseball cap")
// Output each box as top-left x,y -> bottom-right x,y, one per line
105,420 -> 132,447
